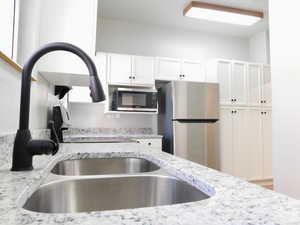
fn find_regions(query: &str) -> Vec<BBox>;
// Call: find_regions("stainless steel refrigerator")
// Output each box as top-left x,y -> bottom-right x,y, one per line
157,81 -> 220,167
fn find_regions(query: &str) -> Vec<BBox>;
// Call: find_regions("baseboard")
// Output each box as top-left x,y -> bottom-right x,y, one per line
249,178 -> 273,190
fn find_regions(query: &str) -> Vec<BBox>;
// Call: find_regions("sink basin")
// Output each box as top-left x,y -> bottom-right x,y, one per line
23,175 -> 209,213
51,158 -> 160,176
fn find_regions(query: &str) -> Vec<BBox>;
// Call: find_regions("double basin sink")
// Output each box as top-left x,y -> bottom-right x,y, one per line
24,157 -> 210,213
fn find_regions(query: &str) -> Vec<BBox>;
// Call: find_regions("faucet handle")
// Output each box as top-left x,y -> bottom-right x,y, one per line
49,121 -> 59,155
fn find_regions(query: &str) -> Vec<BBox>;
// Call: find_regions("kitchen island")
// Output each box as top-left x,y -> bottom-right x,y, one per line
1,140 -> 300,224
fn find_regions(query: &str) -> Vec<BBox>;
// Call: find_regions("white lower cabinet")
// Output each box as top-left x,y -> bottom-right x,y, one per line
262,110 -> 272,178
134,138 -> 162,150
220,108 -> 272,181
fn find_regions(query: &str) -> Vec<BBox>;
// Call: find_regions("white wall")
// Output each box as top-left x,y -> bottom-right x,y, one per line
69,103 -> 156,131
249,31 -> 270,64
97,18 -> 250,62
269,0 -> 300,199
16,0 -> 41,66
0,60 -> 52,134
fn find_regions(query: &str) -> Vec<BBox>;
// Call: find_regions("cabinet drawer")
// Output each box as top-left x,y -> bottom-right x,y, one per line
134,138 -> 162,149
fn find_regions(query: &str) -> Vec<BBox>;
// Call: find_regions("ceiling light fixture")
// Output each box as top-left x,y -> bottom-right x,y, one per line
183,1 -> 264,26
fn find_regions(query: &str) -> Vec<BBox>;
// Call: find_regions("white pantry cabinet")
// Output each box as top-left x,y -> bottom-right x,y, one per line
219,108 -> 272,181
155,57 -> 204,82
262,110 -> 272,178
247,64 -> 272,107
262,65 -> 272,107
37,0 -> 98,75
107,53 -> 154,86
208,60 -> 271,108
210,60 -> 247,106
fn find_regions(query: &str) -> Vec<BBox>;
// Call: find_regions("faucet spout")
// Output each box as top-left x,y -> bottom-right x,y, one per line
11,42 -> 105,171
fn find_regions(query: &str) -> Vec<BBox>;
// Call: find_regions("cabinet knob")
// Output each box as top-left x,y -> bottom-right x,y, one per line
129,76 -> 132,79
148,142 -> 152,146
264,100 -> 267,103
132,76 -> 136,79
137,141 -> 140,143
261,100 -> 263,103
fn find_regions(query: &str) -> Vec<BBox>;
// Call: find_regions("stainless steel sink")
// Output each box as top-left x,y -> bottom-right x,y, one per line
23,175 -> 209,213
51,158 -> 160,176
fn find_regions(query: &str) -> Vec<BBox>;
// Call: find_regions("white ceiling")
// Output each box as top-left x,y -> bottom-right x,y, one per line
99,0 -> 269,38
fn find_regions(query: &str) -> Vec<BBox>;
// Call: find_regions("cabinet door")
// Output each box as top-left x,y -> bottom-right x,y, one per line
246,110 -> 263,180
231,62 -> 247,106
155,57 -> 181,80
0,0 -> 15,58
181,60 -> 205,82
262,65 -> 272,107
262,110 -> 272,178
132,56 -> 154,86
219,108 -> 233,174
248,64 -> 262,107
217,61 -> 232,105
135,138 -> 162,150
232,109 -> 248,179
108,54 -> 132,84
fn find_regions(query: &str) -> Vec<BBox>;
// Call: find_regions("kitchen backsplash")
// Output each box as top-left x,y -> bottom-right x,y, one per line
63,127 -> 154,137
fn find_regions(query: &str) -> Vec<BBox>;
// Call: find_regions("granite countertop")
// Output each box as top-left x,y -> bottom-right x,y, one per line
62,128 -> 163,142
1,139 -> 300,224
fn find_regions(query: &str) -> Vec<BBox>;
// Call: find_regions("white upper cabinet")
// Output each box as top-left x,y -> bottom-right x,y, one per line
108,53 -> 132,85
0,0 -> 15,58
155,57 -> 181,81
209,60 -> 271,108
248,64 -> 262,107
262,65 -> 272,107
217,60 -> 232,105
132,56 -> 155,86
38,0 -> 98,75
231,62 -> 247,106
181,60 -> 205,82
155,57 -> 205,82
107,53 -> 155,86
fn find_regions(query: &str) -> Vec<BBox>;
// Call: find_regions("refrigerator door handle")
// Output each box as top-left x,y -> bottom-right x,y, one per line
172,119 -> 219,123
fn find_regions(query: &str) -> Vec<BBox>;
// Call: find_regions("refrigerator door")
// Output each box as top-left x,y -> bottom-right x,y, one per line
173,120 -> 219,166
172,81 -> 219,120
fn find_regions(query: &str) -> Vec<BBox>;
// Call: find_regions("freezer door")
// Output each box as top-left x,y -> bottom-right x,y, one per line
172,81 -> 219,120
173,121 -> 219,167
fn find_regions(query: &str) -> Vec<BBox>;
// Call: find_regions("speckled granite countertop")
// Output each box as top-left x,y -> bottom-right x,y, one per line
62,127 -> 163,142
1,139 -> 300,224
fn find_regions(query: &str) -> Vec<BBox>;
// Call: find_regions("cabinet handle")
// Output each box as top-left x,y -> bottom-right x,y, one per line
261,100 -> 263,103
261,112 -> 264,115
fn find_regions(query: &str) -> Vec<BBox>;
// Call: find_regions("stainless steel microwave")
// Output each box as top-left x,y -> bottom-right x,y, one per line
112,88 -> 158,112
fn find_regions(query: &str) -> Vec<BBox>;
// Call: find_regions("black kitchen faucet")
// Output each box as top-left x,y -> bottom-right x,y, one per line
11,42 -> 105,171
